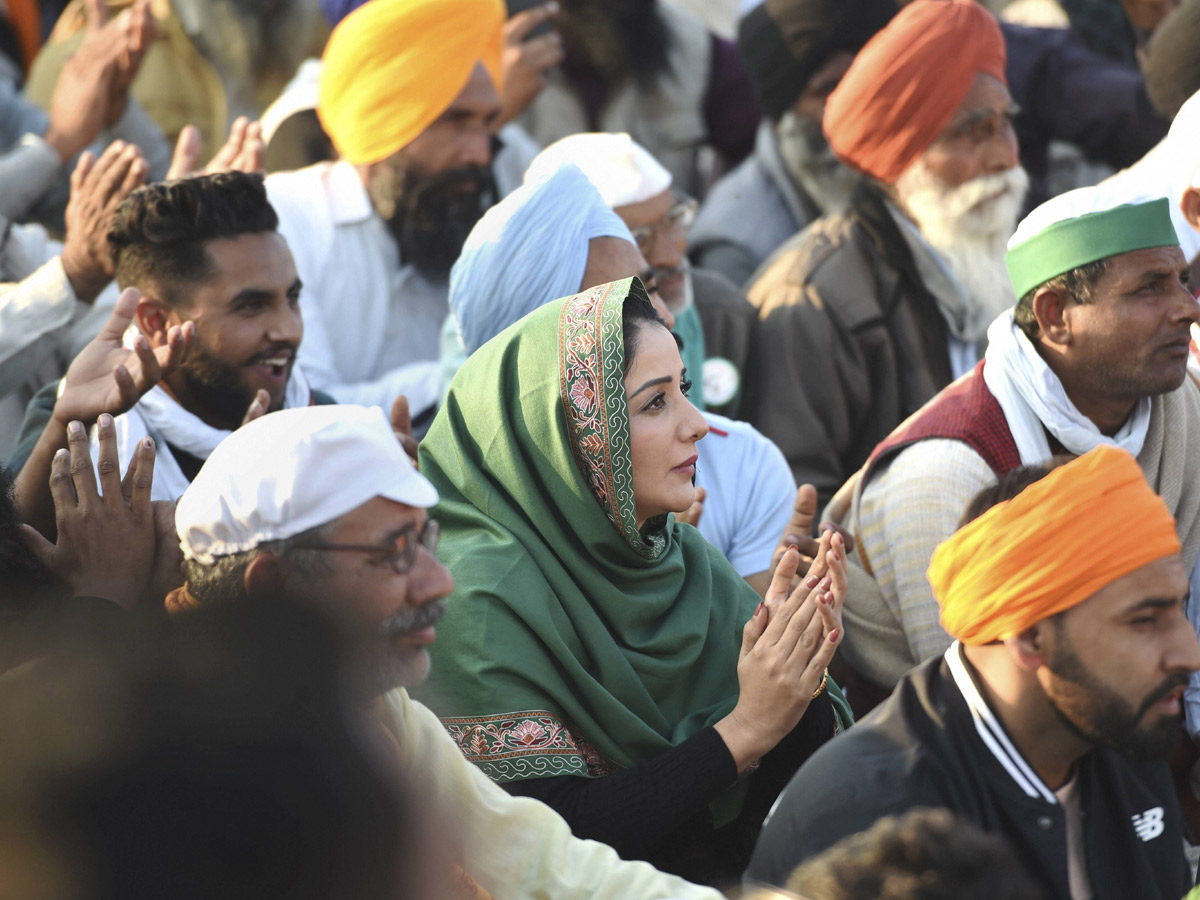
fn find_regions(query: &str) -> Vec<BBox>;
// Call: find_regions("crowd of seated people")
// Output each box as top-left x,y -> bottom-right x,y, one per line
4,0 -> 1200,898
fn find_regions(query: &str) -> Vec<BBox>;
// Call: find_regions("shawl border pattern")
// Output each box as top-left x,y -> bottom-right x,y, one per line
557,281 -> 662,558
441,710 -> 618,782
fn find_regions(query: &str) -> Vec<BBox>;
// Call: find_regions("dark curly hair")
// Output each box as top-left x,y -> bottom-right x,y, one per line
108,171 -> 280,306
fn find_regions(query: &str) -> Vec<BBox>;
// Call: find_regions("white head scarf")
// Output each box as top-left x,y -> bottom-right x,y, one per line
448,163 -> 633,353
524,132 -> 673,207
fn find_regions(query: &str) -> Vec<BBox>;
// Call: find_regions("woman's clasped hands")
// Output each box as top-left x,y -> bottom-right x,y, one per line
715,530 -> 846,772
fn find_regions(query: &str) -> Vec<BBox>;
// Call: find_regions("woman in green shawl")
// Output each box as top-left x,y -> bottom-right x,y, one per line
417,277 -> 850,885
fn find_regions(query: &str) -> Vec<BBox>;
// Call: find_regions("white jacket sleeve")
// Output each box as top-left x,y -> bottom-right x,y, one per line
384,689 -> 725,900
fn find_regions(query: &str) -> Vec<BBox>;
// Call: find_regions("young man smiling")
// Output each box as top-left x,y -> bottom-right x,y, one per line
13,171 -> 326,502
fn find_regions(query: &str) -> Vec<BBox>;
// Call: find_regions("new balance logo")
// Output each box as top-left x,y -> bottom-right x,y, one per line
1131,807 -> 1165,842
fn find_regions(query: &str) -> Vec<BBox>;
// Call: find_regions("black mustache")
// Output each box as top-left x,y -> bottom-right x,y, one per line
380,597 -> 446,638
1137,673 -> 1190,719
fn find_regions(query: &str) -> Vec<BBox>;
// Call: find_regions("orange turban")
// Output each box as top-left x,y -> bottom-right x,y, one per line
318,0 -> 505,166
823,0 -> 1006,183
929,446 -> 1181,646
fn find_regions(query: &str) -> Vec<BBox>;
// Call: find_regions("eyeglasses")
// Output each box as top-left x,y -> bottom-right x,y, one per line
629,195 -> 698,247
299,519 -> 440,574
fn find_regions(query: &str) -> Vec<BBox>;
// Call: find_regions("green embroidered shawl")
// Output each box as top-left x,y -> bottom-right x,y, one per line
416,278 -> 760,781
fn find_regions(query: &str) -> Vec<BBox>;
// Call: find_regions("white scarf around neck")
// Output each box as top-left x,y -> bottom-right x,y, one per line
91,365 -> 313,501
982,310 -> 1151,463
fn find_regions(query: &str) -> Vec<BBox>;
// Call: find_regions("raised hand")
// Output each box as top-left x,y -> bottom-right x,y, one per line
167,117 -> 265,180
241,389 -> 270,427
496,2 -> 564,126
391,394 -> 420,467
19,414 -> 157,608
103,0 -> 156,128
60,141 -> 148,304
715,532 -> 846,771
53,287 -> 193,428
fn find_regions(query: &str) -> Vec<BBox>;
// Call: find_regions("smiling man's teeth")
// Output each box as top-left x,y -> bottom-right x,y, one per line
261,358 -> 288,367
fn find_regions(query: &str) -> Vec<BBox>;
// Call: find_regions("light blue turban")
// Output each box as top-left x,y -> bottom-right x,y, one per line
449,163 -> 634,354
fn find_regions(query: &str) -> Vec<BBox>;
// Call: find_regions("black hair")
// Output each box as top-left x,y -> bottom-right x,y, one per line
784,808 -> 1048,900
621,284 -> 670,376
108,171 -> 280,306
958,456 -> 1074,528
1013,259 -> 1110,341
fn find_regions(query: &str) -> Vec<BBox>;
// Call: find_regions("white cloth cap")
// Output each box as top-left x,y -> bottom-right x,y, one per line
524,132 -> 673,207
177,405 -> 437,564
1008,183 -> 1170,251
449,162 -> 633,353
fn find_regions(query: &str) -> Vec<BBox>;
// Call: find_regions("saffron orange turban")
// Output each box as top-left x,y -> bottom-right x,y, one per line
318,0 -> 505,166
928,446 -> 1181,646
823,0 -> 1006,184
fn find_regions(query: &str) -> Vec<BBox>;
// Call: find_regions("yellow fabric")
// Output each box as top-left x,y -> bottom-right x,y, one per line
929,445 -> 1181,645
317,0 -> 504,165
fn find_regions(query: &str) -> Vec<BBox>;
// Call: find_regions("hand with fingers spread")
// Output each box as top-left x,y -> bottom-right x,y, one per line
60,141 -> 148,304
19,414 -> 158,608
54,286 -> 193,427
390,394 -> 421,467
715,530 -> 847,771
167,118 -> 266,180
497,2 -> 565,126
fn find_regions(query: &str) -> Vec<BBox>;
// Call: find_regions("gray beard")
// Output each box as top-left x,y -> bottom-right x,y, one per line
775,111 -> 859,214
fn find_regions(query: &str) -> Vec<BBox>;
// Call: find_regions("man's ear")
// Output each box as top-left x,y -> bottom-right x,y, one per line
1030,286 -> 1072,347
1006,623 -> 1049,673
135,295 -> 176,346
1181,185 -> 1200,235
244,553 -> 284,598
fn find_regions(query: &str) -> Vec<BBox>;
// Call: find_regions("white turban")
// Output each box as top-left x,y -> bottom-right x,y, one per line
524,132 -> 673,207
449,163 -> 633,354
1101,88 -> 1200,264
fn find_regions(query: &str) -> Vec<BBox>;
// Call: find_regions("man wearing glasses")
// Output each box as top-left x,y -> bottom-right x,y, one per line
172,403 -> 723,900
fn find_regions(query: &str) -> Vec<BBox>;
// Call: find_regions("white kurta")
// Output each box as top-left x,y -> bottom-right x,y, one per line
266,161 -> 443,414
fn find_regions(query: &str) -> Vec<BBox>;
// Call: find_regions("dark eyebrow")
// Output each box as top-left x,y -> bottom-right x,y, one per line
1131,269 -> 1179,289
229,287 -> 274,306
631,375 -> 672,399
945,103 -> 1019,134
289,278 -> 303,295
1125,597 -> 1182,615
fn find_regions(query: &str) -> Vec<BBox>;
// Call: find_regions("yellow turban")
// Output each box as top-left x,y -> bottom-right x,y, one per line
318,0 -> 505,166
929,446 -> 1181,645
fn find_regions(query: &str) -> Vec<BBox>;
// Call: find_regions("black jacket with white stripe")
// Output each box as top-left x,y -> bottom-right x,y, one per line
745,645 -> 1191,900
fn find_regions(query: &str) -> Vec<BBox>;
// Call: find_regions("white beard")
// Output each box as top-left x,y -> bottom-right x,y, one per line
894,161 -> 1030,341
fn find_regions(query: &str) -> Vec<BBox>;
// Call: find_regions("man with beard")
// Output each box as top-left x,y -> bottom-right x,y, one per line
689,0 -> 895,289
747,446 -> 1200,900
264,0 -> 506,422
13,170 -> 325,505
827,187 -> 1200,712
524,132 -> 757,415
515,0 -> 758,199
169,403 -> 726,900
741,0 -> 1028,511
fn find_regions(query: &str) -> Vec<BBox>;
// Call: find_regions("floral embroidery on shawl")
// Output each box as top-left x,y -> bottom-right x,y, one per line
557,280 -> 663,558
442,711 -> 618,782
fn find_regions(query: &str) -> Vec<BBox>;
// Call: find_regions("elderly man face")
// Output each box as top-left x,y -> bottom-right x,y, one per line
248,497 -> 454,692
614,189 -> 695,314
888,73 -> 1028,332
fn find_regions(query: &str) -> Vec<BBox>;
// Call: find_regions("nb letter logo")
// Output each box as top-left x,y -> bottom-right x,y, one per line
1131,807 -> 1165,842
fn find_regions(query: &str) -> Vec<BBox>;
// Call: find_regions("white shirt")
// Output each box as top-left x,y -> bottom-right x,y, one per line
695,412 -> 796,578
381,687 -> 722,900
265,161 -> 443,414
